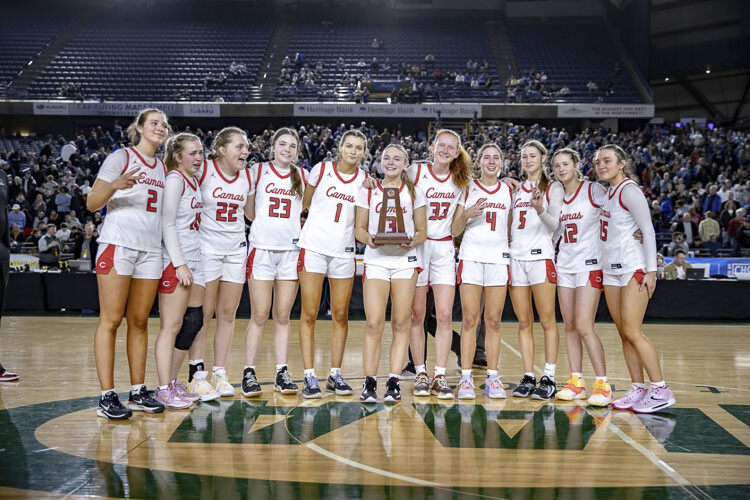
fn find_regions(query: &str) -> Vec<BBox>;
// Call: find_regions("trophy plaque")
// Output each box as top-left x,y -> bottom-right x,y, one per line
373,187 -> 411,245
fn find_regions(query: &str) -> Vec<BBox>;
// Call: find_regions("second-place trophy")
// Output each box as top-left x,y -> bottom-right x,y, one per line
373,187 -> 411,245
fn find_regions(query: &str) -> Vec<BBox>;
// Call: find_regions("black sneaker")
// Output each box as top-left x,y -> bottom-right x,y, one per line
303,374 -> 322,399
128,386 -> 165,413
512,375 -> 537,398
274,366 -> 298,395
97,391 -> 132,420
384,376 -> 401,403
326,373 -> 353,395
241,367 -> 262,397
188,362 -> 204,383
401,362 -> 417,380
531,375 -> 557,400
360,376 -> 377,403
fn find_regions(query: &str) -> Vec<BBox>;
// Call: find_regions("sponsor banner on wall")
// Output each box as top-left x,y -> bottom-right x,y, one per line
294,102 -> 482,118
557,103 -> 655,118
32,101 -> 220,117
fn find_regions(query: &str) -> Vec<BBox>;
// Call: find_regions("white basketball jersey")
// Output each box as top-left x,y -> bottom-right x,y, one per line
458,179 -> 512,264
166,169 -> 203,262
197,159 -> 252,256
510,181 -> 555,261
354,182 -> 426,269
599,179 -> 647,274
98,147 -> 166,252
297,161 -> 364,259
556,181 -> 605,273
410,162 -> 462,240
248,162 -> 305,251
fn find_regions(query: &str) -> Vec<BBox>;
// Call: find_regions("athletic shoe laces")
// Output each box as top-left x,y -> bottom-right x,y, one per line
306,375 -> 319,389
435,376 -> 450,390
332,373 -> 347,386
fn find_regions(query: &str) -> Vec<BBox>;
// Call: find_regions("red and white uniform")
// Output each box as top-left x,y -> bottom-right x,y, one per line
297,161 -> 364,279
457,180 -> 512,287
555,181 -> 606,290
247,162 -> 305,281
197,159 -> 253,284
409,162 -> 462,286
599,179 -> 657,286
95,147 -> 166,279
509,180 -> 562,286
159,170 -> 205,293
355,182 -> 426,281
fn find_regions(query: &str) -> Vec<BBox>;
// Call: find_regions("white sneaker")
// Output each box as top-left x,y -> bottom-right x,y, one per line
189,370 -> 221,401
211,369 -> 235,397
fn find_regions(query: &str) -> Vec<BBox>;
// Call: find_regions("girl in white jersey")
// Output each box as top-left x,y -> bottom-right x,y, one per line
355,144 -> 427,402
595,145 -> 675,413
550,148 -> 611,407
297,130 -> 374,399
509,140 -> 564,401
452,143 -> 512,400
242,128 -> 305,397
153,133 -> 219,409
188,127 -> 253,398
408,129 -> 471,400
88,109 -> 169,420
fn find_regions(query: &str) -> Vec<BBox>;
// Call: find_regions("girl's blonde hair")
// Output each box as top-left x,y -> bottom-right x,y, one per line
431,129 -> 471,191
551,147 -> 583,181
164,133 -> 202,172
335,130 -> 368,165
271,127 -> 304,199
596,144 -> 637,182
382,144 -> 416,202
474,143 -> 504,179
520,139 -> 551,193
126,108 -> 169,145
208,126 -> 246,160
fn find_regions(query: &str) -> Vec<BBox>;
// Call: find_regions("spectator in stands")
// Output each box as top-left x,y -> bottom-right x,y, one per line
698,211 -> 720,242
664,249 -> 692,280
55,186 -> 72,215
57,223 -> 71,242
424,54 -> 435,69
25,228 -> 42,248
667,231 -> 688,256
8,204 -> 25,230
282,55 -> 292,68
31,193 -> 46,216
38,224 -> 62,268
738,215 -> 750,250
47,209 -> 61,228
9,225 -> 23,253
294,52 -> 305,66
720,198 -> 740,232
704,234 -> 721,256
586,80 -> 598,92
673,213 -> 698,246
727,208 -> 747,253
703,184 -> 722,213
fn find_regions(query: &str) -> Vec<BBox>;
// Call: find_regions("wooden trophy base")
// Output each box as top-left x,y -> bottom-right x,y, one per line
372,233 -> 411,245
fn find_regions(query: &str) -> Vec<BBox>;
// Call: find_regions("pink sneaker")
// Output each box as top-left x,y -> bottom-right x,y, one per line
155,387 -> 191,410
172,380 -> 200,403
632,385 -> 676,414
611,385 -> 647,410
0,369 -> 19,382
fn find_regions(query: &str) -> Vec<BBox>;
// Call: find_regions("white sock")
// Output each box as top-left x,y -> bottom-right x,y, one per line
596,376 -> 608,383
158,385 -> 168,391
101,389 -> 114,397
388,373 -> 400,380
189,359 -> 203,365
525,372 -> 535,378
543,363 -> 556,380
434,366 -> 446,376
330,367 -> 341,376
572,372 -> 583,379
461,369 -> 472,377
650,380 -> 666,388
304,368 -> 316,377
213,366 -> 225,373
633,382 -> 646,389
415,364 -> 426,374
276,364 -> 287,372
487,369 -> 498,377
244,365 -> 255,372
131,384 -> 143,393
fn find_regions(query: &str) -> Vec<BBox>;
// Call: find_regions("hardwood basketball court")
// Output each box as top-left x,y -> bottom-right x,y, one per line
1,316 -> 749,499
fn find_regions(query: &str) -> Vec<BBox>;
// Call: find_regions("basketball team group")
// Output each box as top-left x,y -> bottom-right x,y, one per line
89,108 -> 675,421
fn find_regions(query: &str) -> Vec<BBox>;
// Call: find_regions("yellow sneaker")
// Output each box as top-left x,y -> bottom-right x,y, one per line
555,374 -> 587,401
189,370 -> 221,401
587,379 -> 612,407
211,368 -> 236,397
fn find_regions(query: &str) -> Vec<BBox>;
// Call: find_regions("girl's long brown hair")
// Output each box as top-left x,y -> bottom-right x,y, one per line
271,127 -> 304,199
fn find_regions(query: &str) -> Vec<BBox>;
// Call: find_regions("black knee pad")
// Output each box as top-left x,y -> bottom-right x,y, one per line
175,306 -> 203,350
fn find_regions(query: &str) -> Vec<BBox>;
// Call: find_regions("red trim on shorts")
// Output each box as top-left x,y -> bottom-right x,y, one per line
474,178 -> 502,195
297,248 -> 306,272
159,262 -> 179,293
587,182 -> 601,209
198,160 -> 209,185
507,264 -> 512,286
633,268 -> 645,285
546,259 -> 557,284
563,181 -> 585,205
589,269 -> 603,289
129,147 -> 158,169
213,159 -> 240,184
95,244 -> 116,275
246,248 -> 257,280
427,163 -> 451,183
362,264 -> 366,285
456,260 -> 463,285
428,235 -> 452,241
120,149 -> 130,176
